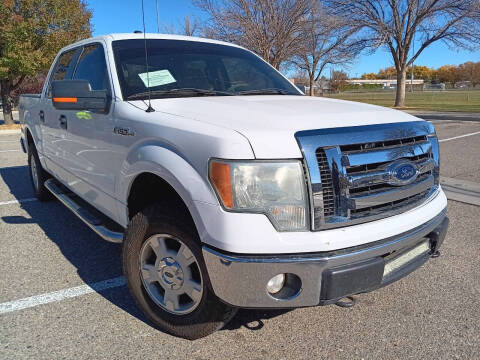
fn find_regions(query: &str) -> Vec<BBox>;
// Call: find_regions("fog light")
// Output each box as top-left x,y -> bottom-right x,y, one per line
266,274 -> 285,294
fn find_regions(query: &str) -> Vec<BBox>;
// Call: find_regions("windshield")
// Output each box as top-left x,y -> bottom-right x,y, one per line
112,39 -> 302,100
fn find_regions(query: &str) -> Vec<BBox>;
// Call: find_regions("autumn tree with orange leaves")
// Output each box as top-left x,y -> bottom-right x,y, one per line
0,0 -> 92,124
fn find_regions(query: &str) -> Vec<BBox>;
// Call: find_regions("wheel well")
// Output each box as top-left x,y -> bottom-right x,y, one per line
127,173 -> 195,225
26,129 -> 34,148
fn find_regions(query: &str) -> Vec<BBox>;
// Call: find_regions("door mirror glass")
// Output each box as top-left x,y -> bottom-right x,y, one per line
51,80 -> 108,111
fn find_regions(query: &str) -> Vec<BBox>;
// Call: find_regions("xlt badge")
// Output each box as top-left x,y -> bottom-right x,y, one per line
114,127 -> 135,136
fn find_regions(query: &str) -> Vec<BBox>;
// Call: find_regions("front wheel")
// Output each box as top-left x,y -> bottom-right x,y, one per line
123,205 -> 237,339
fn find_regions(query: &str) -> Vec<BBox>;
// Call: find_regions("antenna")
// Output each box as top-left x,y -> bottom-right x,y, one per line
141,0 -> 155,112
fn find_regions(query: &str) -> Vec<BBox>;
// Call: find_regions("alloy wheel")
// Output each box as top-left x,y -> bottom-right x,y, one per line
139,234 -> 203,315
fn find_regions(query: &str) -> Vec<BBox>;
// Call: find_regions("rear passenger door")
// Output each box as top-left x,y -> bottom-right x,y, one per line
60,42 -> 118,219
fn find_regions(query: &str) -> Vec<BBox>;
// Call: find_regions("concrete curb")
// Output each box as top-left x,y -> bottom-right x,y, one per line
441,177 -> 480,207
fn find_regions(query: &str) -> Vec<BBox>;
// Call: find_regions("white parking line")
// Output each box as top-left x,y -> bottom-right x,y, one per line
0,276 -> 126,315
0,198 -> 38,206
439,131 -> 480,143
0,129 -> 21,135
0,149 -> 21,153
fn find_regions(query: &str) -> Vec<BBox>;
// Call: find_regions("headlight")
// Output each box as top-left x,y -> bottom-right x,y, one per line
209,160 -> 309,231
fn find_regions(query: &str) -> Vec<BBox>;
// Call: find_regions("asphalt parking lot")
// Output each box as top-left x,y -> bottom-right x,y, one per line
1,118 -> 479,359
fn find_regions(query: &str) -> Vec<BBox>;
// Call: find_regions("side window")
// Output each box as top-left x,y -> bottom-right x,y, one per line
46,49 -> 78,97
73,44 -> 110,92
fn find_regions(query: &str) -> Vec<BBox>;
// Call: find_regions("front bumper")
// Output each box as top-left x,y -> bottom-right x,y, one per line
203,209 -> 449,308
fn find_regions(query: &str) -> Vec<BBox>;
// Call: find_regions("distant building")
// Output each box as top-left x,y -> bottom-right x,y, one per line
348,79 -> 424,89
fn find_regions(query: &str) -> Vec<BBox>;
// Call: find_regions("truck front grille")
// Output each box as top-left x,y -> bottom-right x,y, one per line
295,122 -> 440,230
315,148 -> 335,217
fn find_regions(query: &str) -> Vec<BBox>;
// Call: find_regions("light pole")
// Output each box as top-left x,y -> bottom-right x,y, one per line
156,0 -> 160,33
411,32 -> 415,92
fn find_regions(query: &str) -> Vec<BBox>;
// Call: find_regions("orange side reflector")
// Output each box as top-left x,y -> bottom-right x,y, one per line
53,97 -> 78,103
210,162 -> 233,209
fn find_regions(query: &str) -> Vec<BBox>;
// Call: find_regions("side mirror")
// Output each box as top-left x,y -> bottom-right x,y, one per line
51,80 -> 108,112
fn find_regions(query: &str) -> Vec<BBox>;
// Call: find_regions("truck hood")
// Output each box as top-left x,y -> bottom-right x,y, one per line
147,95 -> 422,158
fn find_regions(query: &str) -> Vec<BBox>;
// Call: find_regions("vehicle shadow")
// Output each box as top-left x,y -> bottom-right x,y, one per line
223,308 -> 291,331
0,164 -> 146,318
0,165 -> 289,335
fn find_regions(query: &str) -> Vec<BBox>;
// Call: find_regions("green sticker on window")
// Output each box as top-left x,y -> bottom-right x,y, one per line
138,70 -> 176,88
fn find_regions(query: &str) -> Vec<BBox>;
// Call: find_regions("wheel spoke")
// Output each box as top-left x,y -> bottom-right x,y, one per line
176,244 -> 195,267
150,236 -> 168,258
184,278 -> 202,302
141,264 -> 158,283
163,289 -> 180,311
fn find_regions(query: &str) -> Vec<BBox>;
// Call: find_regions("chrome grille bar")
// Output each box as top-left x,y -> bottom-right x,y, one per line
343,142 -> 432,167
349,175 -> 434,210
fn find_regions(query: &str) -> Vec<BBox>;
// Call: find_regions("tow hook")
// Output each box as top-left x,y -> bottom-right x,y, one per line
431,250 -> 441,258
335,296 -> 356,308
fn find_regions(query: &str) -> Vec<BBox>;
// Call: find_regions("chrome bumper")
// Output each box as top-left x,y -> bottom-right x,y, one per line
203,209 -> 448,308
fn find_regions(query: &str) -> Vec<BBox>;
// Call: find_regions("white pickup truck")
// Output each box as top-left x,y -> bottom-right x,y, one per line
19,33 -> 449,339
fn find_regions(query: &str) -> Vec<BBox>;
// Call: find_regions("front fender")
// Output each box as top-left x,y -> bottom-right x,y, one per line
117,144 -> 220,228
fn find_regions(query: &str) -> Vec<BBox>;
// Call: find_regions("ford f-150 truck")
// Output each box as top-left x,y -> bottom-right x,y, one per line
19,33 -> 449,339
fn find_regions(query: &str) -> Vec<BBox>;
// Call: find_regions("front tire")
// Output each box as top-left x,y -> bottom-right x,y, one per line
28,144 -> 52,201
123,205 -> 237,339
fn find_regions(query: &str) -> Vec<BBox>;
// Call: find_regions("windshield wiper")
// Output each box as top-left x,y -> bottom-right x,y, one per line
236,88 -> 290,96
127,88 -> 233,100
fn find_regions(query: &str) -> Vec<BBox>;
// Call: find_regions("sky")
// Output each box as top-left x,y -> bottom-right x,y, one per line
86,0 -> 480,77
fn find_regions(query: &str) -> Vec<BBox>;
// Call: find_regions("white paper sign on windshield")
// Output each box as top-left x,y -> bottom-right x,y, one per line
138,70 -> 176,88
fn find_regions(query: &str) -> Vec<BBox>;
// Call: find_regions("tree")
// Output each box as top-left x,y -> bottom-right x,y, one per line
0,0 -> 92,125
377,66 -> 397,80
406,65 -> 433,81
330,70 -> 348,92
162,15 -> 201,37
290,1 -> 363,96
326,0 -> 480,107
194,0 -> 311,69
362,73 -> 377,80
11,73 -> 46,106
459,61 -> 480,87
434,65 -> 462,86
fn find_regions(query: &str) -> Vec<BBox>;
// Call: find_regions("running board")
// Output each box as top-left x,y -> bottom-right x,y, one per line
44,179 -> 124,243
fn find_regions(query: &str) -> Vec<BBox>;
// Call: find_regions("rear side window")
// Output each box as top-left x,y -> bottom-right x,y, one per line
73,44 -> 110,92
47,49 -> 78,97
52,50 -> 77,81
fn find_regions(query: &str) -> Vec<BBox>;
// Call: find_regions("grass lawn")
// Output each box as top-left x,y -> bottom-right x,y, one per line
324,90 -> 480,112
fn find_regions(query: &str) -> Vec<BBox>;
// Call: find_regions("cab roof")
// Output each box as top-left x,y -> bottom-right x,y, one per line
60,33 -> 243,53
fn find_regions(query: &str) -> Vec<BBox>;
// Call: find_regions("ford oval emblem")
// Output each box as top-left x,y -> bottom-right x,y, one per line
387,161 -> 418,186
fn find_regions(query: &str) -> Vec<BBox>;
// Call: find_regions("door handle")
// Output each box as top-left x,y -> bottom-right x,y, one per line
59,115 -> 67,130
39,111 -> 45,123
